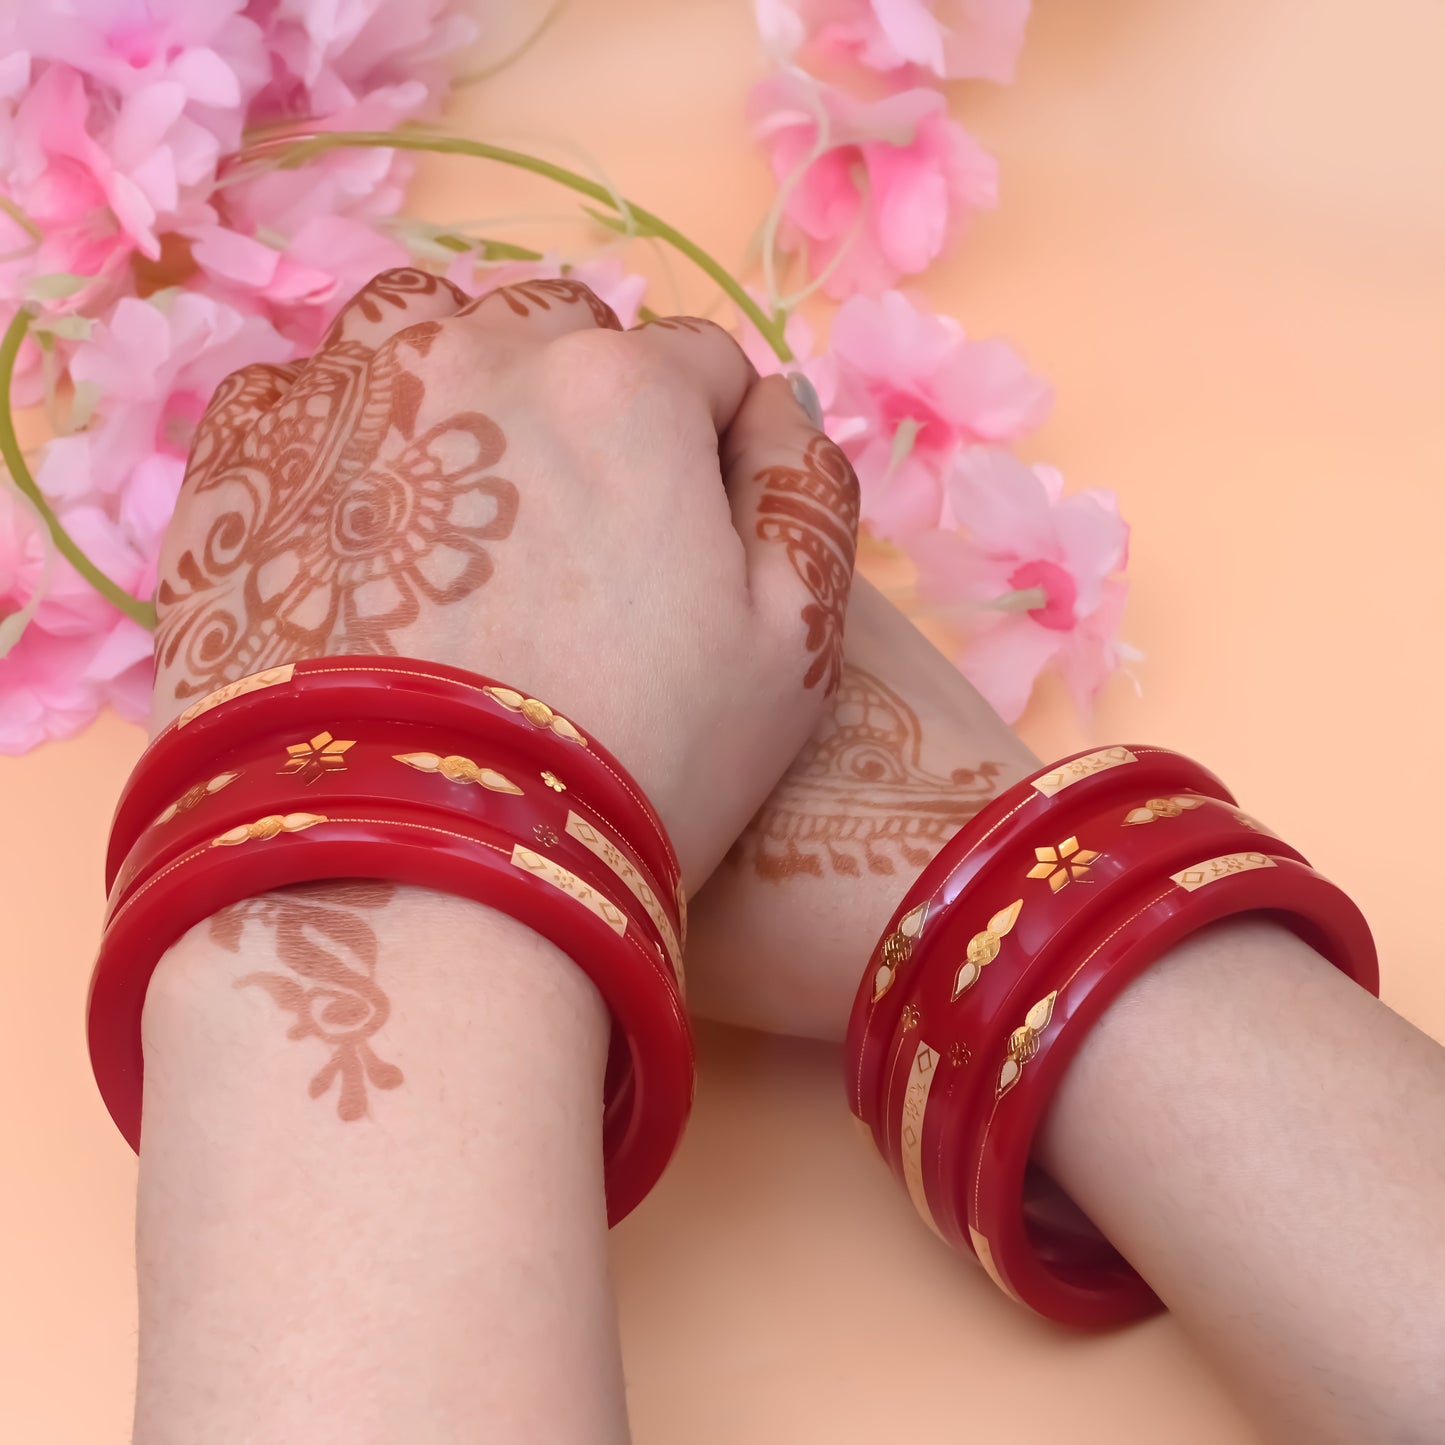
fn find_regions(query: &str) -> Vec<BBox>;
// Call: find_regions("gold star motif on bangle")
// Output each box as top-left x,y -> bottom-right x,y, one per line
280,731 -> 356,783
1026,836 -> 1100,892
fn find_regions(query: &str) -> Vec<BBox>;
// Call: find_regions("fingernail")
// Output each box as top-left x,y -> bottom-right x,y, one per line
788,371 -> 825,430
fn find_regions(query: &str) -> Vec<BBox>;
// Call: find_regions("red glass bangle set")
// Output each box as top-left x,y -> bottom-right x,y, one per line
845,744 -> 1378,1326
91,657 -> 691,1225
89,668 -> 1379,1308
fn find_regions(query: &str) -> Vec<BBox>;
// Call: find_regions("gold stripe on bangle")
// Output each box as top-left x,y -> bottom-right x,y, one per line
1031,746 -> 1137,798
176,663 -> 296,727
1170,852 -> 1275,893
900,1040 -> 944,1239
565,812 -> 684,988
968,1226 -> 1019,1301
510,844 -> 628,934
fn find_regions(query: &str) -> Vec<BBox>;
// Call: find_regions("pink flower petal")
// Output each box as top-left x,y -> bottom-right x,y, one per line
957,613 -> 1062,723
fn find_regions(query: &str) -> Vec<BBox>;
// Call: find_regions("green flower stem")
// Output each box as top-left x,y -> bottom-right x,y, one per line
0,308 -> 156,630
249,130 -> 794,362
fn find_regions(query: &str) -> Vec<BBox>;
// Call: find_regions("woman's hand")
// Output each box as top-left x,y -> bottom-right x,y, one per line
686,574 -> 1039,1038
150,268 -> 861,887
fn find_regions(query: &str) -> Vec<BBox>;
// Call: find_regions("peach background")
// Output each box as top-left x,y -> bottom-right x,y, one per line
4,1 -> 1443,1439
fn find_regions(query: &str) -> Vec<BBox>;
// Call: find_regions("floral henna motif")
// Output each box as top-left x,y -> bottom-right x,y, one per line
156,320 -> 520,698
733,665 -> 1002,879
211,881 -> 403,1122
755,436 -> 860,693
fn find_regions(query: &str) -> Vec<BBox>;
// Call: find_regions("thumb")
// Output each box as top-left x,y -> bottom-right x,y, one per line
719,374 -> 861,695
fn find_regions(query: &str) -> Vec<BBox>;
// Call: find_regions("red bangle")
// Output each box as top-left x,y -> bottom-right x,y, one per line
962,855 -> 1373,1325
845,746 -> 1378,1327
91,658 -> 693,1225
848,746 -> 1230,1134
874,795 -> 1300,1250
109,657 -> 682,914
106,710 -> 684,986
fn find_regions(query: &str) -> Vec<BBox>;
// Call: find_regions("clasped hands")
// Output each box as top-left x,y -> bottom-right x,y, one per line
151,268 -> 1039,1045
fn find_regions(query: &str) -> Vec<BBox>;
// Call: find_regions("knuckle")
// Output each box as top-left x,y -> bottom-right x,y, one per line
537,328 -> 658,416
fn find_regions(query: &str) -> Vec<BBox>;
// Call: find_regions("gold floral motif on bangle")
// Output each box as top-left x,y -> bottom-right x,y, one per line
1026,837 -> 1100,892
565,811 -> 684,988
281,730 -> 355,782
212,812 -> 327,847
483,686 -> 588,747
1031,746 -> 1136,798
996,990 -> 1057,1098
153,769 -> 242,826
949,1042 -> 972,1067
510,844 -> 627,934
952,898 -> 1023,999
541,770 -> 566,792
175,663 -> 296,727
1229,807 -> 1269,833
900,1039 -> 943,1238
872,901 -> 928,1001
1123,795 -> 1205,826
394,751 -> 523,794
1171,852 -> 1275,893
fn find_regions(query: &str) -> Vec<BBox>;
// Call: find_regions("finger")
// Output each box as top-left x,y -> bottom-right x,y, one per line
721,374 -> 861,694
631,315 -> 756,435
452,277 -> 624,346
318,267 -> 467,352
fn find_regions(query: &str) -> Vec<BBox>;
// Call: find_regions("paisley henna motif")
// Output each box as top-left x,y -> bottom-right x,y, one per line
755,436 -> 860,693
156,322 -> 519,699
733,666 -> 1002,879
211,882 -> 403,1123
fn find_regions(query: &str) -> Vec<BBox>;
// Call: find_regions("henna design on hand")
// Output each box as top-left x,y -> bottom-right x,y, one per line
210,881 -> 403,1122
485,277 -> 623,330
755,436 -> 860,693
637,316 -> 712,334
733,665 -> 1002,880
319,267 -> 462,349
156,321 -> 519,699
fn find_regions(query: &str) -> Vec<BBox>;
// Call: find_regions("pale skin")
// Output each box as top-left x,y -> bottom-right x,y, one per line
136,269 -> 860,1444
694,578 -> 1445,1444
132,269 -> 1444,1443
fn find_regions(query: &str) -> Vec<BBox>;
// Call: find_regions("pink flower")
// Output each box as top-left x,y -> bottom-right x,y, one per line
69,291 -> 294,482
827,289 -> 1050,536
14,1 -> 268,121
444,252 -> 651,330
191,214 -> 409,347
909,447 -> 1132,721
4,63 -> 222,267
249,0 -> 475,124
0,487 -> 155,752
758,0 -> 1031,82
750,71 -> 997,298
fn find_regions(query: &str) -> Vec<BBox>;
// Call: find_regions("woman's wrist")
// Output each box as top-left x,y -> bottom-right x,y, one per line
135,884 -> 626,1445
1033,915 -> 1445,1440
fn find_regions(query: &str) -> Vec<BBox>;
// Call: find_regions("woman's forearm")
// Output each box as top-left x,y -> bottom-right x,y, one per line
133,884 -> 627,1445
1037,918 -> 1445,1443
